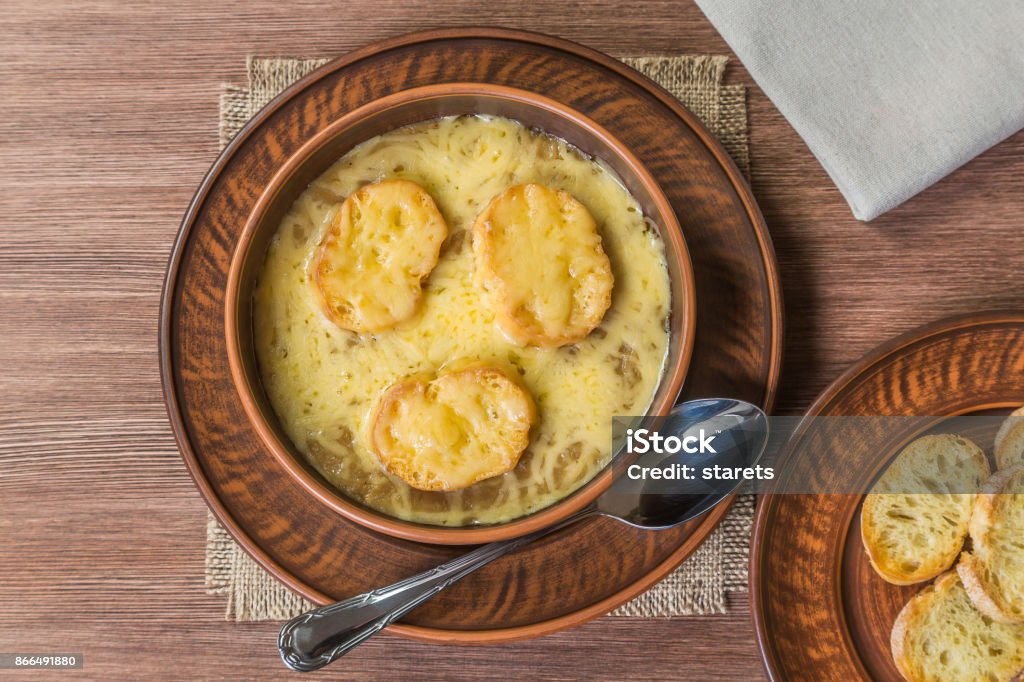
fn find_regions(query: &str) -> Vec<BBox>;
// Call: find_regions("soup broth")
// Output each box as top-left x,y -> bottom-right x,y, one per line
253,115 -> 671,526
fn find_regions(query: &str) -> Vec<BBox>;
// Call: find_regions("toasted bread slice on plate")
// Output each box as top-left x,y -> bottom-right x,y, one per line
861,434 -> 990,585
369,364 -> 536,492
891,571 -> 1024,682
473,183 -> 613,348
311,179 -> 447,333
995,407 -> 1024,470
957,465 -> 1024,623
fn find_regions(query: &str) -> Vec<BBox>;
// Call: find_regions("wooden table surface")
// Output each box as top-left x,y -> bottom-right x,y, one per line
1,1 -> 1022,679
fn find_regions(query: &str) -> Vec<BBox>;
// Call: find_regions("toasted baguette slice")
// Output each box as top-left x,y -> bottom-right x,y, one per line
891,571 -> 1024,682
472,183 -> 613,348
958,465 -> 1024,623
369,364 -> 536,492
995,407 -> 1024,470
861,434 -> 990,585
311,179 -> 447,333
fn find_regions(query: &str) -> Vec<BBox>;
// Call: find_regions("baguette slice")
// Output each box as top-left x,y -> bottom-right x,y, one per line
862,434 -> 990,585
369,364 -> 536,492
995,407 -> 1024,470
311,179 -> 447,333
891,571 -> 1024,682
472,183 -> 613,348
957,465 -> 1024,623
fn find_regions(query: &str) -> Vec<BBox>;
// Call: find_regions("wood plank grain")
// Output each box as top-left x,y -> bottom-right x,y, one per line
1,0 -> 1022,678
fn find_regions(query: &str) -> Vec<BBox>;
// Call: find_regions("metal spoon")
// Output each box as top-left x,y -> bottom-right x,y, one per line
279,398 -> 769,672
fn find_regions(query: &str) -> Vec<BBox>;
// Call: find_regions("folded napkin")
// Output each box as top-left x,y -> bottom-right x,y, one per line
695,0 -> 1024,220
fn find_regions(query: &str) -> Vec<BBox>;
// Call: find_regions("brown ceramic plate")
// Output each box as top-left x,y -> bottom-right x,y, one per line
161,28 -> 782,643
751,311 -> 1024,680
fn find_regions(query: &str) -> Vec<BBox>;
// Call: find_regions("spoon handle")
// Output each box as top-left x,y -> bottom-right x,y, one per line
278,508 -> 592,671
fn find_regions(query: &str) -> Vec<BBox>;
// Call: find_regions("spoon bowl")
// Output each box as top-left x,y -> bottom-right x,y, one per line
596,398 -> 769,528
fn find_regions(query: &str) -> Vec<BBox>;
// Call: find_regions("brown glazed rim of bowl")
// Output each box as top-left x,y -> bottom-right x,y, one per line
225,82 -> 696,545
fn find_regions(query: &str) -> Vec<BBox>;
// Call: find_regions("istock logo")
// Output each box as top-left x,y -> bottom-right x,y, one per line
625,428 -> 718,455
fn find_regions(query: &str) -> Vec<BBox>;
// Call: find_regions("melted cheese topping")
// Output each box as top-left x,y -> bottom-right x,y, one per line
254,115 -> 671,526
369,365 -> 536,492
312,179 -> 447,332
474,183 -> 613,347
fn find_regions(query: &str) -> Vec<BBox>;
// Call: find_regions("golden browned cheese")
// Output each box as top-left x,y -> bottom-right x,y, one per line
311,179 -> 447,332
473,183 -> 613,348
254,115 -> 670,526
369,365 -> 536,491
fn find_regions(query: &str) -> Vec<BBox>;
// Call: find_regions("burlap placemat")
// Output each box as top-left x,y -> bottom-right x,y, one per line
208,55 -> 753,622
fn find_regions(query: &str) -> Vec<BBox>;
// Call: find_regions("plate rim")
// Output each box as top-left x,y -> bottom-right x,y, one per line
161,26 -> 783,642
750,309 -> 1024,680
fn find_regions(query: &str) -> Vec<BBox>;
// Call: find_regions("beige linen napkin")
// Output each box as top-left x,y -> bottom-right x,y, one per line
695,0 -> 1024,220
208,55 -> 753,621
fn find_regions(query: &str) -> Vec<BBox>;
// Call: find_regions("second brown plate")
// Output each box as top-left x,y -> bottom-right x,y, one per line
752,311 -> 1024,680
161,28 -> 782,643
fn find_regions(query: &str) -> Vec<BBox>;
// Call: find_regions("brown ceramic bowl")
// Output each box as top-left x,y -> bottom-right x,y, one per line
225,83 -> 695,545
